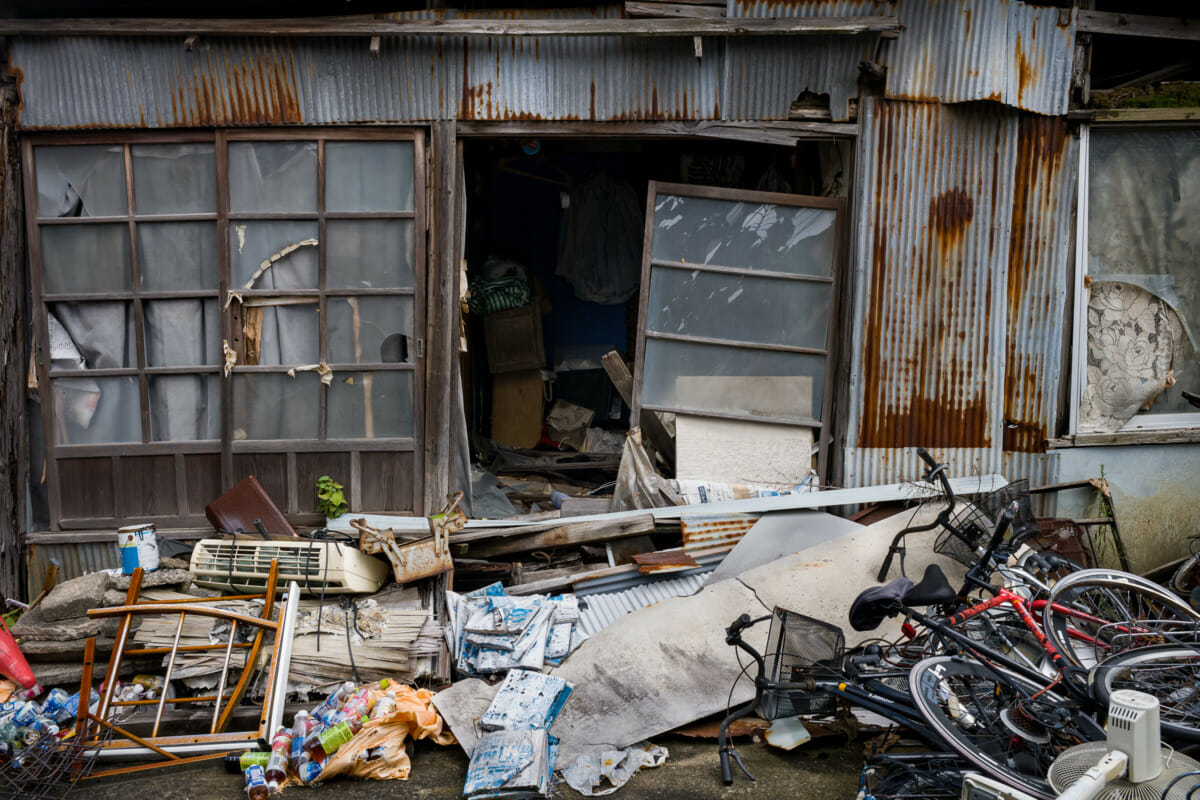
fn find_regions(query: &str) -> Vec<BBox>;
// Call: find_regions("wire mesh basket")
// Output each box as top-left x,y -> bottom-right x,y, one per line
860,753 -> 968,800
0,723 -> 109,800
934,479 -> 1036,567
761,608 -> 845,719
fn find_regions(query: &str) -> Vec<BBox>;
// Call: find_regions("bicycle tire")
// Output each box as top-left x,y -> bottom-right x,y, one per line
908,656 -> 1103,800
1042,569 -> 1200,668
1090,644 -> 1200,743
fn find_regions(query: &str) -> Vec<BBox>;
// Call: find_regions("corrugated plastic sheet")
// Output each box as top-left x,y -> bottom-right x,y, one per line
728,0 -> 1074,117
575,571 -> 711,637
844,98 -> 1075,488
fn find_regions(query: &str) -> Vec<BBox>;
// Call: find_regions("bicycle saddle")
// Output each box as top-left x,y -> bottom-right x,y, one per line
903,563 -> 958,607
848,564 -> 959,632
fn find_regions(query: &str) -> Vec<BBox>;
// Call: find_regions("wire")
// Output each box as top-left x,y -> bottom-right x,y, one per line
1161,770 -> 1200,800
340,596 -> 363,684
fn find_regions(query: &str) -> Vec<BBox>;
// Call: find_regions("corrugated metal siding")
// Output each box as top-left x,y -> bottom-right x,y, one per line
727,0 -> 1074,117
883,0 -> 1075,116
721,35 -> 873,122
26,541 -> 120,600
576,571 -> 711,636
844,98 -> 1075,488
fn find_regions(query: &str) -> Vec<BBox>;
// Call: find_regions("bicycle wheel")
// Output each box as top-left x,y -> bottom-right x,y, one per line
1091,644 -> 1200,743
908,656 -> 1103,800
1042,569 -> 1200,668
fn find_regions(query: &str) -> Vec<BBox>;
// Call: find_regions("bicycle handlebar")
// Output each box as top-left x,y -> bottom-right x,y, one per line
876,449 -> 956,582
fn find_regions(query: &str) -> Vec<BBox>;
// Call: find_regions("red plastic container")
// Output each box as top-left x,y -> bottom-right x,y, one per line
0,617 -> 36,689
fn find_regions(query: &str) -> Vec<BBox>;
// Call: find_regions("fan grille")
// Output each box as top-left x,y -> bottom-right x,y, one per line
1049,743 -> 1200,800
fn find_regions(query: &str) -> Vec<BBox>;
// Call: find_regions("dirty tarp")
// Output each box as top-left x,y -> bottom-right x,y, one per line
434,506 -> 966,764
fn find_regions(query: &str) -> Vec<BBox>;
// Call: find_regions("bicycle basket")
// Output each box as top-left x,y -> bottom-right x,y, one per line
761,608 -> 845,719
934,479 -> 1036,567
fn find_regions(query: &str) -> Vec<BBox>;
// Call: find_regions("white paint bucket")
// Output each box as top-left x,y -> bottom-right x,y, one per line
117,524 -> 160,574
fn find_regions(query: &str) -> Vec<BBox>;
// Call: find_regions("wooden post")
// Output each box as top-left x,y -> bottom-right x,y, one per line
424,122 -> 462,514
0,77 -> 27,601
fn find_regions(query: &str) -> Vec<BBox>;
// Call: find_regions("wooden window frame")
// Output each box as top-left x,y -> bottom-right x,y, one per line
24,128 -> 426,531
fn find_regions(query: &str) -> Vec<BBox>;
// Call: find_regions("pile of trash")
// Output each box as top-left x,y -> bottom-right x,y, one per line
447,584 -> 584,675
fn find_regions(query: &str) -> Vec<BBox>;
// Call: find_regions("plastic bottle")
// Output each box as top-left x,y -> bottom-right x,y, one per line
311,681 -> 354,720
369,687 -> 398,721
302,716 -> 364,761
264,727 -> 292,790
289,710 -> 317,770
11,701 -> 39,728
62,688 -> 100,723
244,764 -> 270,800
28,717 -> 59,739
298,758 -> 324,784
0,717 -> 18,743
222,750 -> 270,774
40,688 -> 69,720
338,685 -> 375,722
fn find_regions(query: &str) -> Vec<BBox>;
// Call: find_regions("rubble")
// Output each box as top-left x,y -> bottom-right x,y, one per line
39,572 -> 115,622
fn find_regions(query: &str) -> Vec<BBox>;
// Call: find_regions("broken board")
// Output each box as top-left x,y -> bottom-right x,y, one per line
675,415 -> 813,489
491,369 -> 544,449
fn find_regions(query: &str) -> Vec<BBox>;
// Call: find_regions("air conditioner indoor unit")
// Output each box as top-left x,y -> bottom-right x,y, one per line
189,538 -> 390,595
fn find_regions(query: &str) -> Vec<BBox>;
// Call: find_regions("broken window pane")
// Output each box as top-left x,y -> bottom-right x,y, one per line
230,220 -> 319,290
646,268 -> 830,350
243,301 -> 320,367
326,219 -> 414,289
132,144 -> 217,214
650,194 -> 836,277
326,296 -> 413,364
42,224 -> 131,294
327,371 -> 413,439
35,145 -> 127,218
1081,128 -> 1200,430
49,302 -> 136,369
144,299 -> 221,367
642,338 -> 824,422
138,222 -> 219,291
51,376 -> 141,444
150,375 -> 220,441
233,372 -> 319,440
228,141 -> 318,214
325,141 -> 414,212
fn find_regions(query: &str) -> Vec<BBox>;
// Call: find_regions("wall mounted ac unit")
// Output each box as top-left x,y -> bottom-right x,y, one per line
190,539 -> 390,595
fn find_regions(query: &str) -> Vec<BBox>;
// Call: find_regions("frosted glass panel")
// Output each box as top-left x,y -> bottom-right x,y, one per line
228,141 -> 317,213
233,372 -> 319,440
150,375 -> 220,441
144,300 -> 220,367
230,220 -> 318,289
325,141 -> 415,212
52,376 -> 141,444
138,222 -> 218,291
647,269 -> 830,349
642,339 -> 823,421
43,224 -> 130,294
327,371 -> 413,439
326,220 -> 414,289
36,145 -> 126,218
326,296 -> 413,364
651,194 -> 836,277
132,144 -> 216,214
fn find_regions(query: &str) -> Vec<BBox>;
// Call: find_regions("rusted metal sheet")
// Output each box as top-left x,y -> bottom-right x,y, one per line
843,98 -> 1076,488
25,540 -> 120,600
679,513 -> 759,552
1004,116 -> 1076,454
728,0 -> 1074,117
882,0 -> 1075,116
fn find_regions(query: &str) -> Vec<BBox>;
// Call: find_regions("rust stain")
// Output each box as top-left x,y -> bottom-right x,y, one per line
1014,36 -> 1036,107
858,100 -> 991,451
589,80 -> 596,120
459,37 -> 472,119
1003,115 -> 1069,454
929,188 -> 974,236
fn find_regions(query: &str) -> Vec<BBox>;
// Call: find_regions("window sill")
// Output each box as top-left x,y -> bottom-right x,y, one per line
1048,428 -> 1200,449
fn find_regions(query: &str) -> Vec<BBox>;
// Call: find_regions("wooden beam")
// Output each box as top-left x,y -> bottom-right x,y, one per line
625,1 -> 725,19
0,15 -> 901,37
1077,10 -> 1200,41
602,351 -> 676,470
1047,428 -> 1200,448
456,120 -> 856,142
1068,107 -> 1200,122
462,514 -> 656,558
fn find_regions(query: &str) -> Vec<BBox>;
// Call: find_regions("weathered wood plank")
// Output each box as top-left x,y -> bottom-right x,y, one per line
1047,428 -> 1200,448
625,1 -> 725,19
0,15 -> 902,37
0,84 -> 25,601
463,514 -> 656,558
601,351 -> 676,470
1077,10 -> 1200,41
1067,107 -> 1200,122
457,120 -> 856,141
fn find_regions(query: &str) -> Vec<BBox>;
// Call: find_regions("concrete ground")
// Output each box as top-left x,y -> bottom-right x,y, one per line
80,736 -> 865,800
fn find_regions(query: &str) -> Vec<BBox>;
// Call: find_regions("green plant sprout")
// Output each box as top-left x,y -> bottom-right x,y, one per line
316,475 -> 348,519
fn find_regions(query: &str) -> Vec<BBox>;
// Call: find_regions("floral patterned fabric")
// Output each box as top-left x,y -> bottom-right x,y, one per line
1079,281 -> 1186,433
